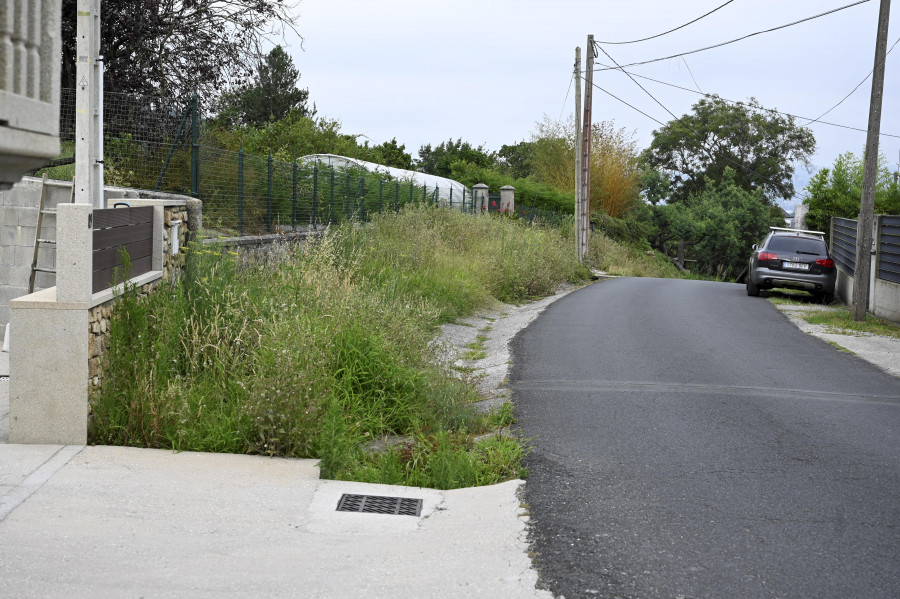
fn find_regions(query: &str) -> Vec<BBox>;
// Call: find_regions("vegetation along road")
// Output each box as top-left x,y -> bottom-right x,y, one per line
510,277 -> 900,599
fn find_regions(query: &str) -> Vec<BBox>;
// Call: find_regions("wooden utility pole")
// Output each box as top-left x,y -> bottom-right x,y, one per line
852,0 -> 891,321
580,35 -> 595,257
574,47 -> 584,261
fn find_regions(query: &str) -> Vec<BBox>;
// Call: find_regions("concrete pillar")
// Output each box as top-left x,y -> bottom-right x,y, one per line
500,185 -> 515,216
9,203 -> 93,444
56,203 -> 93,303
473,183 -> 489,215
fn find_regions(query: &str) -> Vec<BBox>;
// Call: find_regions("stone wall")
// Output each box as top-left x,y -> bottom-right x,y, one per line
87,204 -> 189,390
0,176 -> 200,328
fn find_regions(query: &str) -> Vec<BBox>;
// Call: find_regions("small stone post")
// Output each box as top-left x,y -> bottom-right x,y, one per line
500,186 -> 515,216
473,183 -> 489,215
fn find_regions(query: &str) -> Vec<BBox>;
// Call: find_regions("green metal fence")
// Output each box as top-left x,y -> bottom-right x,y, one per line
32,89 -> 566,234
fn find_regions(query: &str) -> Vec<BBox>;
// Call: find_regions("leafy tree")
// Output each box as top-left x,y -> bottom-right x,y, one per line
61,0 -> 300,98
217,46 -> 314,126
530,117 -> 642,218
643,96 -> 816,205
416,139 -> 497,177
364,138 -> 414,170
803,151 -> 900,234
651,169 -> 780,277
497,141 -> 535,179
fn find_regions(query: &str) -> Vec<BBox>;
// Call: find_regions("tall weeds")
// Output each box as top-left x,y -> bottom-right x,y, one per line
90,205 -> 592,487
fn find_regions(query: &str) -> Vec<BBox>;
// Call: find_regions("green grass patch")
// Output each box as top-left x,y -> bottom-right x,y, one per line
800,308 -> 900,338
90,205 -> 592,489
585,232 -> 686,279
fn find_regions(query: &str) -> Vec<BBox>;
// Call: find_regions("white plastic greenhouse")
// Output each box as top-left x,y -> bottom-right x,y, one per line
299,154 -> 470,205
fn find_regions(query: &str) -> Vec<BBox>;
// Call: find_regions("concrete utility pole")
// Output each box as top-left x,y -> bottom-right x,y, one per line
852,0 -> 891,322
580,35 -> 595,257
574,46 -> 584,262
75,0 -> 104,208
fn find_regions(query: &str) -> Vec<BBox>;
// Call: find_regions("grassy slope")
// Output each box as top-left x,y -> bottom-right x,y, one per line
90,206 -> 676,488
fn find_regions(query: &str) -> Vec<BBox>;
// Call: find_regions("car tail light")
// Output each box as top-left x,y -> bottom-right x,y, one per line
758,252 -> 778,261
816,258 -> 835,268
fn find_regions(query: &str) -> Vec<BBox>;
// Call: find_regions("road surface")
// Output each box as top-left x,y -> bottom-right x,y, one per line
510,277 -> 900,599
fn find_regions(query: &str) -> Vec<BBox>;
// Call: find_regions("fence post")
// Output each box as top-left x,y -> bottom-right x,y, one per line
292,158 -> 298,229
266,152 -> 273,233
422,183 -> 427,204
312,162 -> 319,229
473,183 -> 489,215
190,91 -> 199,199
408,181 -> 413,207
500,185 -> 515,216
238,146 -> 244,236
379,179 -> 384,213
357,176 -> 365,221
395,181 -> 400,212
329,167 -> 336,224
344,171 -> 351,219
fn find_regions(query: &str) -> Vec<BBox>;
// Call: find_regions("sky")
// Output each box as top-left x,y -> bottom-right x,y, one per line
279,0 -> 899,208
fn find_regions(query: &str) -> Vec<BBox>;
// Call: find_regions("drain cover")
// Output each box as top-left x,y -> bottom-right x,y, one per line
336,494 -> 422,516
0,376 -> 7,382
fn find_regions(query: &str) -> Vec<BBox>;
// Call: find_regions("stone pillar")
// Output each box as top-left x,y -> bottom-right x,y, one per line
473,183 -> 489,215
9,203 -> 93,444
500,186 -> 515,216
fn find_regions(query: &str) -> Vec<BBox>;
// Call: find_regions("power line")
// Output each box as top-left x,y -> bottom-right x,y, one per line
589,81 -> 665,126
559,71 -> 575,120
595,0 -> 738,45
596,60 -> 900,140
595,44 -> 679,120
594,0 -> 871,72
591,47 -> 807,202
803,35 -> 900,127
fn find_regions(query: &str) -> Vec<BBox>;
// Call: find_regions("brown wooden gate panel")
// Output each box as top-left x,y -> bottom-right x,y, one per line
92,206 -> 154,293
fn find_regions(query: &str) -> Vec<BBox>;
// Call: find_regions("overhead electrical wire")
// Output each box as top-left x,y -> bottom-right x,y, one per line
594,0 -> 872,72
560,71 -> 575,120
593,43 -> 809,201
593,61 -> 900,140
802,35 -> 900,127
595,0 -> 738,45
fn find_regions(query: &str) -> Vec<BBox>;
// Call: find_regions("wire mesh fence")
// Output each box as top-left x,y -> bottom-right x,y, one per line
32,89 -> 568,235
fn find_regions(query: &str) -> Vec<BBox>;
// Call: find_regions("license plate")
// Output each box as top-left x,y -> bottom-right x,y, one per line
782,261 -> 809,271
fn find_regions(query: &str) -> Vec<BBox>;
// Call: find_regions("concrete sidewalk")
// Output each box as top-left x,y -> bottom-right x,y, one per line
0,445 -> 548,598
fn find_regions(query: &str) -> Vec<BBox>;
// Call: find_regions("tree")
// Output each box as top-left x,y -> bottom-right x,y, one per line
530,117 -> 642,218
497,141 -> 535,179
642,96 -> 816,205
416,139 -> 497,177
365,138 -> 414,170
217,46 -> 314,126
803,151 -> 900,234
61,0 -> 300,98
650,169 -> 780,277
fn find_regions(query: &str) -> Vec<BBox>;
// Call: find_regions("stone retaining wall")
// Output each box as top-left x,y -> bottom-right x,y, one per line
87,205 -> 189,390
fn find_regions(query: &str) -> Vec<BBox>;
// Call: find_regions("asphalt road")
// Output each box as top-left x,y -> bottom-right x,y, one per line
510,277 -> 900,599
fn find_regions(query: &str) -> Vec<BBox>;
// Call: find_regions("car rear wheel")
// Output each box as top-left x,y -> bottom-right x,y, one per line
746,277 -> 760,297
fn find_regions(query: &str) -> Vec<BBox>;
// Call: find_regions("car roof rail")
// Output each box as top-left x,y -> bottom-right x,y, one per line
769,226 -> 826,236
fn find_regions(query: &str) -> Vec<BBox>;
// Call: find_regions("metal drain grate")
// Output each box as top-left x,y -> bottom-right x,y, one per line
336,494 -> 422,516
0,376 -> 8,382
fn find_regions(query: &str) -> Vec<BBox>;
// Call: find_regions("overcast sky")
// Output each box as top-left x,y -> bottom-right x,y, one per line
281,0 -> 898,207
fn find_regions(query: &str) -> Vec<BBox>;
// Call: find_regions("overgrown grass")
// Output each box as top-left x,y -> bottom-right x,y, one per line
586,231 -> 686,279
800,308 -> 900,338
90,205 -> 591,488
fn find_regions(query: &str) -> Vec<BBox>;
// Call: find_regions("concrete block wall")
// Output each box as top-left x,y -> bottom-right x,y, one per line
0,177 -> 72,326
0,176 -> 201,329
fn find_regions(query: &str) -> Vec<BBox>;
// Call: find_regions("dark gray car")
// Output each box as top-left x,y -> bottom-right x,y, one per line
746,228 -> 836,303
